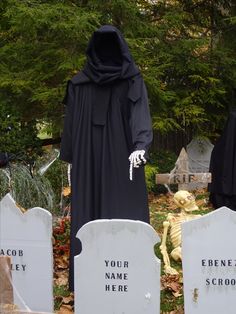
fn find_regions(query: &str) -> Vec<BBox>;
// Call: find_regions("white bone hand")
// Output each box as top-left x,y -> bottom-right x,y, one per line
129,150 -> 146,168
129,150 -> 146,181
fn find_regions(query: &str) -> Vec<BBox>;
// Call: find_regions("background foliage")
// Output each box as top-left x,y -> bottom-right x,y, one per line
145,150 -> 177,193
0,0 -> 235,153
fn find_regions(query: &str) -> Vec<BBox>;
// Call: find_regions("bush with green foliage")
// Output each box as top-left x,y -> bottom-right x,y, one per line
145,149 -> 177,194
0,164 -> 54,211
0,102 -> 41,156
44,158 -> 69,211
0,0 -> 235,157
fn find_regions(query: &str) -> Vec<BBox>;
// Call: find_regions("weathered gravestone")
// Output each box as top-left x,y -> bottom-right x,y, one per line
186,138 -> 214,190
156,147 -> 211,191
0,194 -> 53,313
182,207 -> 236,314
74,219 -> 160,314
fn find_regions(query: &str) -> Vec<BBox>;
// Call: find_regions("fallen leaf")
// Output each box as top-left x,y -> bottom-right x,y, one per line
54,272 -> 68,286
55,256 -> 69,270
62,295 -> 74,305
57,304 -> 73,314
62,187 -> 71,197
161,274 -> 182,297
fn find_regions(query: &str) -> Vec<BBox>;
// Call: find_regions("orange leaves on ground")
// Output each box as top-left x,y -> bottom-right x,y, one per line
53,217 -> 70,286
161,274 -> 183,297
54,270 -> 68,286
62,187 -> 71,197
55,294 -> 74,314
56,304 -> 73,314
53,217 -> 72,312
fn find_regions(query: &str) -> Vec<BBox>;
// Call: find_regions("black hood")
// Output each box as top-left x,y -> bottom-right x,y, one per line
83,25 -> 140,84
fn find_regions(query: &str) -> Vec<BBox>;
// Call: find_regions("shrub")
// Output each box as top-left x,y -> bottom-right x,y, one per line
145,150 -> 177,194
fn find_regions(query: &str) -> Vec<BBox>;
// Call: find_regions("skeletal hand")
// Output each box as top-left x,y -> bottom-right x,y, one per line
129,150 -> 146,181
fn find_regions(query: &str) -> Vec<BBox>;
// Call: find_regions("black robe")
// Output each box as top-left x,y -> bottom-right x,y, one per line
60,25 -> 153,290
208,110 -> 236,210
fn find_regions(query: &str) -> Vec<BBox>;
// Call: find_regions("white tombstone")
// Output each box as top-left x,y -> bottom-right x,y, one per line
74,219 -> 160,314
0,193 -> 53,313
186,138 -> 213,190
182,207 -> 236,314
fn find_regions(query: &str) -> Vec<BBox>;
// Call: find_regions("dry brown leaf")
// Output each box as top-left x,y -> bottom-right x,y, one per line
62,187 -> 71,197
55,256 -> 69,270
62,295 -> 74,305
168,281 -> 181,293
57,304 -> 73,314
54,272 -> 68,286
161,274 -> 182,297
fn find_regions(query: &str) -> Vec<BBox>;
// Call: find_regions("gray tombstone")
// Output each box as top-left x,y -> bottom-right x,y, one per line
182,207 -> 236,314
74,219 -> 160,314
186,138 -> 214,190
156,147 -> 211,191
0,194 -> 53,312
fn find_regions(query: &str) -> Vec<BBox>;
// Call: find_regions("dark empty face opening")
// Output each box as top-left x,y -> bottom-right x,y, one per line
94,32 -> 122,66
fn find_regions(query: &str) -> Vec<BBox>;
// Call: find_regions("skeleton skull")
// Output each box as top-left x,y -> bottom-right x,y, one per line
173,190 -> 199,212
160,190 -> 201,275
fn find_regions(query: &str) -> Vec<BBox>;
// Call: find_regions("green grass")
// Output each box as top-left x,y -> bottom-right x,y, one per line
53,285 -> 71,310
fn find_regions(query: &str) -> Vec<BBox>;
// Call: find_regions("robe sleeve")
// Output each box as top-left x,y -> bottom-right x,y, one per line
129,79 -> 153,154
60,81 -> 74,163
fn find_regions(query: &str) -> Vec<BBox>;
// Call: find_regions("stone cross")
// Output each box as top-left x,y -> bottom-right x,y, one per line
74,219 -> 161,314
156,148 -> 211,190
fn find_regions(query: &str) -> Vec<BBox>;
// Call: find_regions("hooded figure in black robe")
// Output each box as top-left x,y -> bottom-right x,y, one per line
208,110 -> 236,210
60,25 -> 153,290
